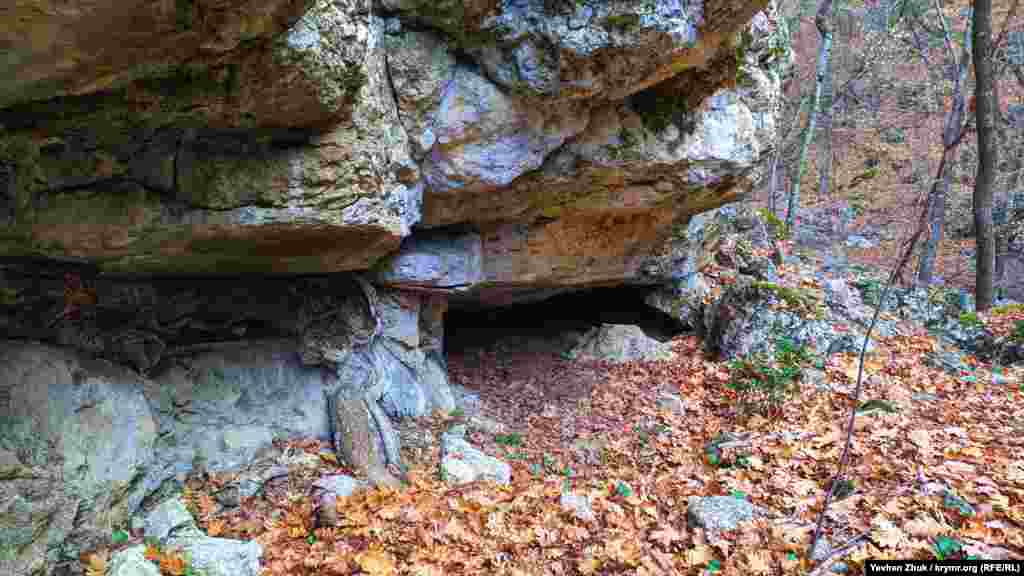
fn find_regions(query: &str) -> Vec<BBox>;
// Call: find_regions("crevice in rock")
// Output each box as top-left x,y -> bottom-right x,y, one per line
443,284 -> 686,356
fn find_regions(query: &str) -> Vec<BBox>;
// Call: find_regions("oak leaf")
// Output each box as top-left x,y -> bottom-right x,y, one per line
649,525 -> 684,548
356,549 -> 397,576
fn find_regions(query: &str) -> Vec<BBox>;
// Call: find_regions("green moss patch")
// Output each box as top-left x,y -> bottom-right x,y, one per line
602,14 -> 641,31
751,281 -> 822,317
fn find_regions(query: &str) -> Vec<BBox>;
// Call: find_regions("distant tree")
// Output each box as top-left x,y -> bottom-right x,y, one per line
786,0 -> 834,231
916,4 -> 974,287
973,0 -> 997,311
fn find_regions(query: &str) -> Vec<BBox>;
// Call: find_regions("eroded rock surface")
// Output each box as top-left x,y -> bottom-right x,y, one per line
2,0 -> 788,302
0,268 -> 453,573
0,1 -> 790,573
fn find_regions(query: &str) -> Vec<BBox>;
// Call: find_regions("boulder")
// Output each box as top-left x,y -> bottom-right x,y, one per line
143,498 -> 262,576
568,324 -> 675,363
642,203 -> 876,361
559,491 -> 596,523
439,426 -> 511,486
686,495 -> 767,536
703,277 -> 874,360
107,546 -> 162,576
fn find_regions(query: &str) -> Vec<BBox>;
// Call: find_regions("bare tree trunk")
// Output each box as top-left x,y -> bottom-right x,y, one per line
974,0 -> 996,311
918,165 -> 950,286
817,52 -> 834,200
769,151 -> 780,216
918,4 -> 974,286
787,0 -> 834,231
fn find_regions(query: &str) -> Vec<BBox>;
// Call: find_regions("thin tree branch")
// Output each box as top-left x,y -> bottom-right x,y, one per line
807,532 -> 871,576
808,208 -> 927,563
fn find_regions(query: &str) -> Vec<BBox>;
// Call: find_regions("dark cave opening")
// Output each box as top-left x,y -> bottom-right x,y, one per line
442,285 -> 687,356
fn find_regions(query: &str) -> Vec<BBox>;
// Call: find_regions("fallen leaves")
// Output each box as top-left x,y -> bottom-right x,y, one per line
76,286 -> 1024,576
355,548 -> 397,576
649,525 -> 685,549
144,545 -> 189,576
83,550 -> 108,576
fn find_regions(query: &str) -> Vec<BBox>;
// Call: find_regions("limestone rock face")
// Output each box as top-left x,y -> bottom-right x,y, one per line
1,0 -> 788,300
0,343 -> 157,576
0,267 -> 454,574
0,2 -> 790,573
1,0 -> 420,274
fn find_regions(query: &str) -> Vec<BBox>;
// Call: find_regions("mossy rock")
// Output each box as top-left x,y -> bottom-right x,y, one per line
751,281 -> 822,316
602,14 -> 641,31
755,208 -> 789,240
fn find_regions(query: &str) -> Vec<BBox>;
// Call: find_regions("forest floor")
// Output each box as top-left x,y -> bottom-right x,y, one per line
89,244 -> 1024,576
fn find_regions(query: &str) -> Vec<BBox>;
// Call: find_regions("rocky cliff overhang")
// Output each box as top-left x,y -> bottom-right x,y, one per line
0,0 -> 791,305
0,4 -> 793,573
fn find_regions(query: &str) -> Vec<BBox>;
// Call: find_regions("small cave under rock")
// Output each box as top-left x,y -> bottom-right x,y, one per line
443,285 -> 686,356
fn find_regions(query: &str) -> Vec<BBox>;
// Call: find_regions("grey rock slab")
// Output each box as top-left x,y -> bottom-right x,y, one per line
656,393 -> 687,415
686,495 -> 766,535
144,497 -> 262,576
568,324 -> 675,363
374,229 -> 484,289
167,535 -> 262,576
144,498 -> 199,544
146,340 -> 333,485
812,537 -> 833,562
439,434 -> 511,486
559,491 -> 596,523
107,545 -> 162,576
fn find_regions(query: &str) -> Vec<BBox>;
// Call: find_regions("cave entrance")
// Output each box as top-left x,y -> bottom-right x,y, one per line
442,285 -> 686,357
